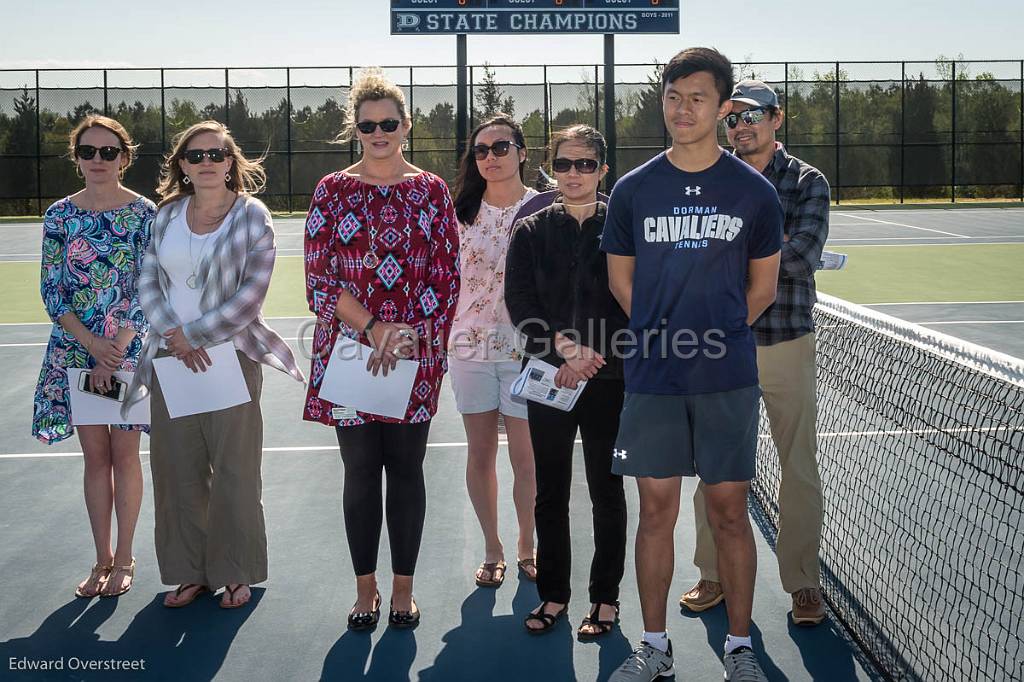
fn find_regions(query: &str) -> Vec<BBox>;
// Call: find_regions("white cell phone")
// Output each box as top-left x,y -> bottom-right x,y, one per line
78,371 -> 127,402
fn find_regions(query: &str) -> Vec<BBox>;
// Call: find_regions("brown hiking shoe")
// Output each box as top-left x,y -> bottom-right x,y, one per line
791,587 -> 826,626
679,579 -> 724,612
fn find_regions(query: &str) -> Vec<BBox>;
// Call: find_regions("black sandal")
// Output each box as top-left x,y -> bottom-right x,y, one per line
347,591 -> 381,631
388,597 -> 420,629
577,601 -> 620,640
524,601 -> 568,635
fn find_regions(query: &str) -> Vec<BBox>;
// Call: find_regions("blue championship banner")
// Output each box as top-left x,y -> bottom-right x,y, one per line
390,0 -> 680,35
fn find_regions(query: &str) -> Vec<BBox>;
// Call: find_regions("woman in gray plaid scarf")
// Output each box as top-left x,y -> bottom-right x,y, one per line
123,121 -> 304,610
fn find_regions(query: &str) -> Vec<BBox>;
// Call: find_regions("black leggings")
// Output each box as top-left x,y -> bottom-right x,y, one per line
335,420 -> 430,576
529,378 -> 627,605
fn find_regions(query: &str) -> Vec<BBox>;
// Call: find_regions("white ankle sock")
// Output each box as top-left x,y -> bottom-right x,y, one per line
724,634 -> 752,655
642,631 -> 669,652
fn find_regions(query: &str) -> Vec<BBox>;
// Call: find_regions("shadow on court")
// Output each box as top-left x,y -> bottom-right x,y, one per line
0,590 -> 261,681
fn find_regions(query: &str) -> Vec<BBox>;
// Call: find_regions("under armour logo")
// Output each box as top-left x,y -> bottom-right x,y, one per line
613,449 -> 628,460
684,186 -> 702,196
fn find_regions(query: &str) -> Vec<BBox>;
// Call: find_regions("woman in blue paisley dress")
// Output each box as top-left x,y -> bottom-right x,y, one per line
33,115 -> 155,599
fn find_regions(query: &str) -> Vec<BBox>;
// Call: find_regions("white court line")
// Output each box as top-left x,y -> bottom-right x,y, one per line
829,236 -> 1024,242
831,241 -> 1024,248
865,300 -> 1024,306
833,212 -> 971,238
918,320 -> 1024,325
5,425 -> 1021,460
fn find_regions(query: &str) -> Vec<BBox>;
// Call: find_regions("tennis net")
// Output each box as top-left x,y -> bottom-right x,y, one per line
751,293 -> 1024,682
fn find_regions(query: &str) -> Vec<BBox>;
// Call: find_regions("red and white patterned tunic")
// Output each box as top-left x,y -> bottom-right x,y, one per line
302,171 -> 460,427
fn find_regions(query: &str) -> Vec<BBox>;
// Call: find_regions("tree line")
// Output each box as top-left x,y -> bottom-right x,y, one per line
0,61 -> 1021,215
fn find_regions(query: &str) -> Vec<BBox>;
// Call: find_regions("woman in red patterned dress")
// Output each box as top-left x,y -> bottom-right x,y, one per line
303,68 -> 459,630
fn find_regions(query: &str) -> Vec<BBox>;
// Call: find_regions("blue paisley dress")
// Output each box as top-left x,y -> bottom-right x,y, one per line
32,196 -> 155,444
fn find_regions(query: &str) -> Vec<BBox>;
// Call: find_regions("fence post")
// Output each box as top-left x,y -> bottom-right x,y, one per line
35,69 -> 41,215
103,70 -> 108,115
950,61 -> 956,203
834,62 -> 840,205
348,66 -> 355,166
286,67 -> 292,214
900,62 -> 905,204
603,35 -> 617,189
593,65 -> 600,130
1020,60 -> 1023,202
783,62 -> 789,146
457,35 -> 468,164
224,68 -> 230,125
408,66 -> 414,162
542,65 -> 549,152
160,69 -> 166,155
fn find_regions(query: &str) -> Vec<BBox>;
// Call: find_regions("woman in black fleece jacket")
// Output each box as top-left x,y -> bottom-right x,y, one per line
505,125 -> 629,638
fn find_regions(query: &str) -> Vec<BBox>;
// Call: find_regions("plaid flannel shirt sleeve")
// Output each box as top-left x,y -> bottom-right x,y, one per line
779,169 -> 830,280
120,208 -> 154,333
181,203 -> 276,349
137,212 -> 181,335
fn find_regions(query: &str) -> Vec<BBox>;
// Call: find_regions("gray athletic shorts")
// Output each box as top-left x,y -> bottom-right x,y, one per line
610,385 -> 761,484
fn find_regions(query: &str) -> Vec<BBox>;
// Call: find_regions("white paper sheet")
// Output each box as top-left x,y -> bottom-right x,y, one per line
319,335 -> 418,420
67,369 -> 150,425
152,342 -> 251,419
510,357 -> 587,412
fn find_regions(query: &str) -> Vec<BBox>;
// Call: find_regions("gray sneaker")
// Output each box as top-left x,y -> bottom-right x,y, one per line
723,646 -> 768,681
609,641 -> 674,681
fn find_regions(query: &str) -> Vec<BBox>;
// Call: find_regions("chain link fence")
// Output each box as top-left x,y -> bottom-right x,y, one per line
0,60 -> 1021,215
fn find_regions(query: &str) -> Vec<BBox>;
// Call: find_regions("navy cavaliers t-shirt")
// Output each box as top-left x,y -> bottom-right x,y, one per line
601,151 -> 783,396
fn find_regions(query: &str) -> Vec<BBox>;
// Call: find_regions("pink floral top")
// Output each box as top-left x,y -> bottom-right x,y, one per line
450,189 -> 537,362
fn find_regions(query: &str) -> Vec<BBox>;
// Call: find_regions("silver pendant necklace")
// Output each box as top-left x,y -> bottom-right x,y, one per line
186,198 -> 215,289
361,184 -> 398,270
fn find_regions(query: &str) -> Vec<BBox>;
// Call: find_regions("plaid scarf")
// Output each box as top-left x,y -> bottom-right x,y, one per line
123,194 -> 304,416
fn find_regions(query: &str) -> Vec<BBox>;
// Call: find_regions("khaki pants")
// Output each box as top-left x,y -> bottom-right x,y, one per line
692,332 -> 823,593
149,349 -> 268,587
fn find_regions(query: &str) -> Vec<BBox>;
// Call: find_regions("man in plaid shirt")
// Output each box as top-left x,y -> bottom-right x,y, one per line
681,79 -> 831,627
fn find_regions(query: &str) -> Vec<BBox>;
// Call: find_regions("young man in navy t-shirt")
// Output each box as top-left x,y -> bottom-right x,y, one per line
604,48 -> 782,682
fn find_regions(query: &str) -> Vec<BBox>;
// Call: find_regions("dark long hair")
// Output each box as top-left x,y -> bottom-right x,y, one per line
454,114 -> 527,225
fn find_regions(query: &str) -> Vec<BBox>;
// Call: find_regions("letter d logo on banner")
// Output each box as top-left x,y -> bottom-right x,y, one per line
396,13 -> 420,30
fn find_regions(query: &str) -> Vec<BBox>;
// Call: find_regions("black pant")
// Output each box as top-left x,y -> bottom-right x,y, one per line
335,421 -> 430,576
529,378 -> 627,605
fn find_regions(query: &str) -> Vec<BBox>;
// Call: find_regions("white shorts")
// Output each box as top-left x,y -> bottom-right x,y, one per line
448,357 -> 528,419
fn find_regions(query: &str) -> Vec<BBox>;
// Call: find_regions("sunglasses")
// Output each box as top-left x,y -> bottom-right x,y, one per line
183,147 -> 230,164
552,157 -> 600,174
725,107 -> 769,129
356,119 -> 401,134
471,140 -> 523,161
75,145 -> 122,161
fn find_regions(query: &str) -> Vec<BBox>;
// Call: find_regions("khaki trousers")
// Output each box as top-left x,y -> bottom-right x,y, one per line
149,349 -> 268,587
692,332 -> 823,593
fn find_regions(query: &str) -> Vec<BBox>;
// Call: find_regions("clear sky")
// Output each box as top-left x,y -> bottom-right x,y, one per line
0,0 -> 1018,73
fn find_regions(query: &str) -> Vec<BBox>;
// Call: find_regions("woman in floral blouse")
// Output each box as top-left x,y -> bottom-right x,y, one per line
303,68 -> 459,630
33,115 -> 154,599
451,115 -> 539,588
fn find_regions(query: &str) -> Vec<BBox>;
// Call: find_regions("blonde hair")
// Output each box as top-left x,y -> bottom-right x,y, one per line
336,67 -> 409,143
156,120 -> 266,207
67,115 -> 139,175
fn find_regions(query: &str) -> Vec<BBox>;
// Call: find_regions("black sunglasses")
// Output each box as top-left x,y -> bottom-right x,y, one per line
725,107 -> 769,129
183,147 -> 230,164
552,157 -> 600,174
471,140 -> 523,161
356,119 -> 401,134
75,145 -> 122,161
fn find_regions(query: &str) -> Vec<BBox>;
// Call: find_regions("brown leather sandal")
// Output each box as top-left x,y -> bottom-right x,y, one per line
475,560 -> 507,587
75,563 -> 112,598
100,558 -> 135,598
518,557 -> 537,582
